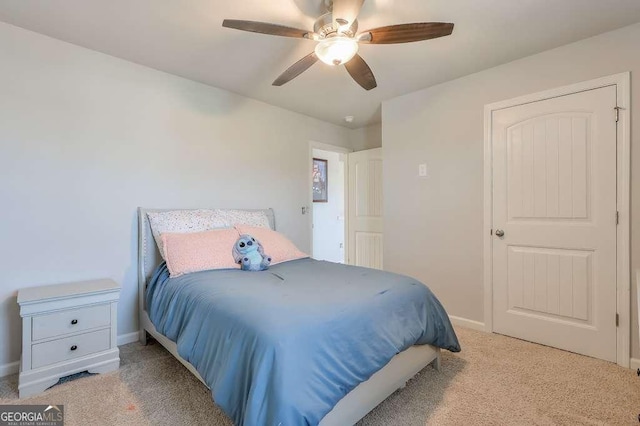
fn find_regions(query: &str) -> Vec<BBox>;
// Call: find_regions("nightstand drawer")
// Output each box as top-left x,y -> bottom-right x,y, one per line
31,328 -> 111,369
32,303 -> 110,341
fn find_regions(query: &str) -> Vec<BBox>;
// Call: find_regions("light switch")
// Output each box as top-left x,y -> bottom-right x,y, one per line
418,164 -> 428,177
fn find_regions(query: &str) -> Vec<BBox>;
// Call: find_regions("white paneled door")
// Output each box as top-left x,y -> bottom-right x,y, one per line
492,86 -> 618,362
348,148 -> 383,269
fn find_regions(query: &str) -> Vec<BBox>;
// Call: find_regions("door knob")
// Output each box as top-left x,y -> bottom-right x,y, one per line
495,229 -> 505,237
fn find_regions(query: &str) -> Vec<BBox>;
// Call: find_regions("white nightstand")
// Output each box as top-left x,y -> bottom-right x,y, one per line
17,279 -> 120,398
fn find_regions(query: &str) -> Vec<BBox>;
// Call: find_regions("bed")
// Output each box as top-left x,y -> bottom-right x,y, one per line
137,207 -> 460,425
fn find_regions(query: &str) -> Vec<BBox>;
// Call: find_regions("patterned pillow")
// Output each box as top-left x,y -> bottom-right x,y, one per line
214,209 -> 271,228
147,210 -> 227,259
235,225 -> 308,265
162,229 -> 241,277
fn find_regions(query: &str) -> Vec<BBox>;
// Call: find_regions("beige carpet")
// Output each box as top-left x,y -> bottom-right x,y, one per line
1,327 -> 638,425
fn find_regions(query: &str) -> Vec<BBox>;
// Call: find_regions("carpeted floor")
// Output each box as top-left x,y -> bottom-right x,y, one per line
1,327 -> 638,425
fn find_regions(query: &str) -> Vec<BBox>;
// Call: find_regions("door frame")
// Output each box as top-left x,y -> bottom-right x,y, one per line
308,141 -> 353,260
483,72 -> 631,367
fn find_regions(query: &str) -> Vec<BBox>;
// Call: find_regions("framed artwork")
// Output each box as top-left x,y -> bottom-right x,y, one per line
312,158 -> 328,202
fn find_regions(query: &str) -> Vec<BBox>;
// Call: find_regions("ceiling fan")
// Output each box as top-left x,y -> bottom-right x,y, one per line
222,0 -> 454,90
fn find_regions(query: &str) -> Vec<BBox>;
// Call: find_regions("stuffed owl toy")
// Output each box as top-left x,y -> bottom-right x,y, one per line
232,234 -> 271,271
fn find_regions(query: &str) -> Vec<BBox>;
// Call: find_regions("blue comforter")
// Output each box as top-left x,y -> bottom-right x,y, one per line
147,258 -> 460,425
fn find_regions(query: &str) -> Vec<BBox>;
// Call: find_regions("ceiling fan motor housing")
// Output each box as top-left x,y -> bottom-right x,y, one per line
314,13 -> 358,39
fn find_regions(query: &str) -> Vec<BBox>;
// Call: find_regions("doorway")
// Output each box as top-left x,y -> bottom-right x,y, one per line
310,144 -> 349,263
484,73 -> 630,366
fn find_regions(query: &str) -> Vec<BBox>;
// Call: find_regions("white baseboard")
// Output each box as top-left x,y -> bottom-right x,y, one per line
0,332 -> 142,378
449,315 -> 487,332
449,318 -> 638,371
117,331 -> 140,346
0,361 -> 19,378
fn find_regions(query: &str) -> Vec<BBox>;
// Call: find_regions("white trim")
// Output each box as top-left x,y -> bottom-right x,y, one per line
309,141 -> 353,155
0,361 -> 19,378
630,358 -> 640,372
483,103 -> 494,333
448,315 -> 486,332
308,141 -> 353,260
483,72 -> 631,368
484,74 -> 629,111
117,331 -> 140,346
615,75 -> 631,368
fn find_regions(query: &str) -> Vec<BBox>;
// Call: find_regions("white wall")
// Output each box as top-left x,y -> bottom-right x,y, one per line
312,149 -> 345,263
382,22 -> 640,359
0,22 -> 352,373
350,123 -> 382,152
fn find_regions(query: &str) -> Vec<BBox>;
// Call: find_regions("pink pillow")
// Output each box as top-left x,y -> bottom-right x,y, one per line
162,229 -> 240,277
235,226 -> 308,265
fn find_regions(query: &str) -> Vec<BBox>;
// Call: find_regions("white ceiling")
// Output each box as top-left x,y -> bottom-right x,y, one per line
1,0 -> 639,128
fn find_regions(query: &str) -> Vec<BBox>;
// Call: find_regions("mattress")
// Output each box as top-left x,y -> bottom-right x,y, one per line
146,258 -> 460,425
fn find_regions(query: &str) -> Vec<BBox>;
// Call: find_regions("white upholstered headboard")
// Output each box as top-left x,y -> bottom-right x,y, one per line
137,207 -> 275,312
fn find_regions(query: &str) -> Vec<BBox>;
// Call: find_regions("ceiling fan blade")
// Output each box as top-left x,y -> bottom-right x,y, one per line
344,54 -> 377,91
332,0 -> 365,26
359,22 -> 454,44
223,19 -> 311,39
273,53 -> 319,86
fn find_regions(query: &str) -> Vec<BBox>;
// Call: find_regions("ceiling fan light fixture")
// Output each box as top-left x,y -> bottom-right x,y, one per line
314,36 -> 359,66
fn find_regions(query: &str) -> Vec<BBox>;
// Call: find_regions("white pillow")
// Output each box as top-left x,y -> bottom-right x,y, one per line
147,210 -> 227,259
213,209 -> 271,229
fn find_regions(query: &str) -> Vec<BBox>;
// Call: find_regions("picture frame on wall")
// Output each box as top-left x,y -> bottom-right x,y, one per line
312,158 -> 328,203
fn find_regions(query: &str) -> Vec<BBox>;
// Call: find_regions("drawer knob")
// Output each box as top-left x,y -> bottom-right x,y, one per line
71,319 -> 78,325
70,345 -> 78,351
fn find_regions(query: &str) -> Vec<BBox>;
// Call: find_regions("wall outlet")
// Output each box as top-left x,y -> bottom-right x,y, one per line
418,164 -> 428,177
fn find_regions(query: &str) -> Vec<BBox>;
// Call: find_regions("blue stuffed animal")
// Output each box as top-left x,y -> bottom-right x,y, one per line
232,234 -> 271,271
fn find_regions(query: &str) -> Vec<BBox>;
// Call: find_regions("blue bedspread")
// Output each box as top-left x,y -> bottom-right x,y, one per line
147,258 -> 460,426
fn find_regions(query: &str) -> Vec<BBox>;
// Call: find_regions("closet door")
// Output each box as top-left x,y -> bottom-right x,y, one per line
491,86 -> 617,362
